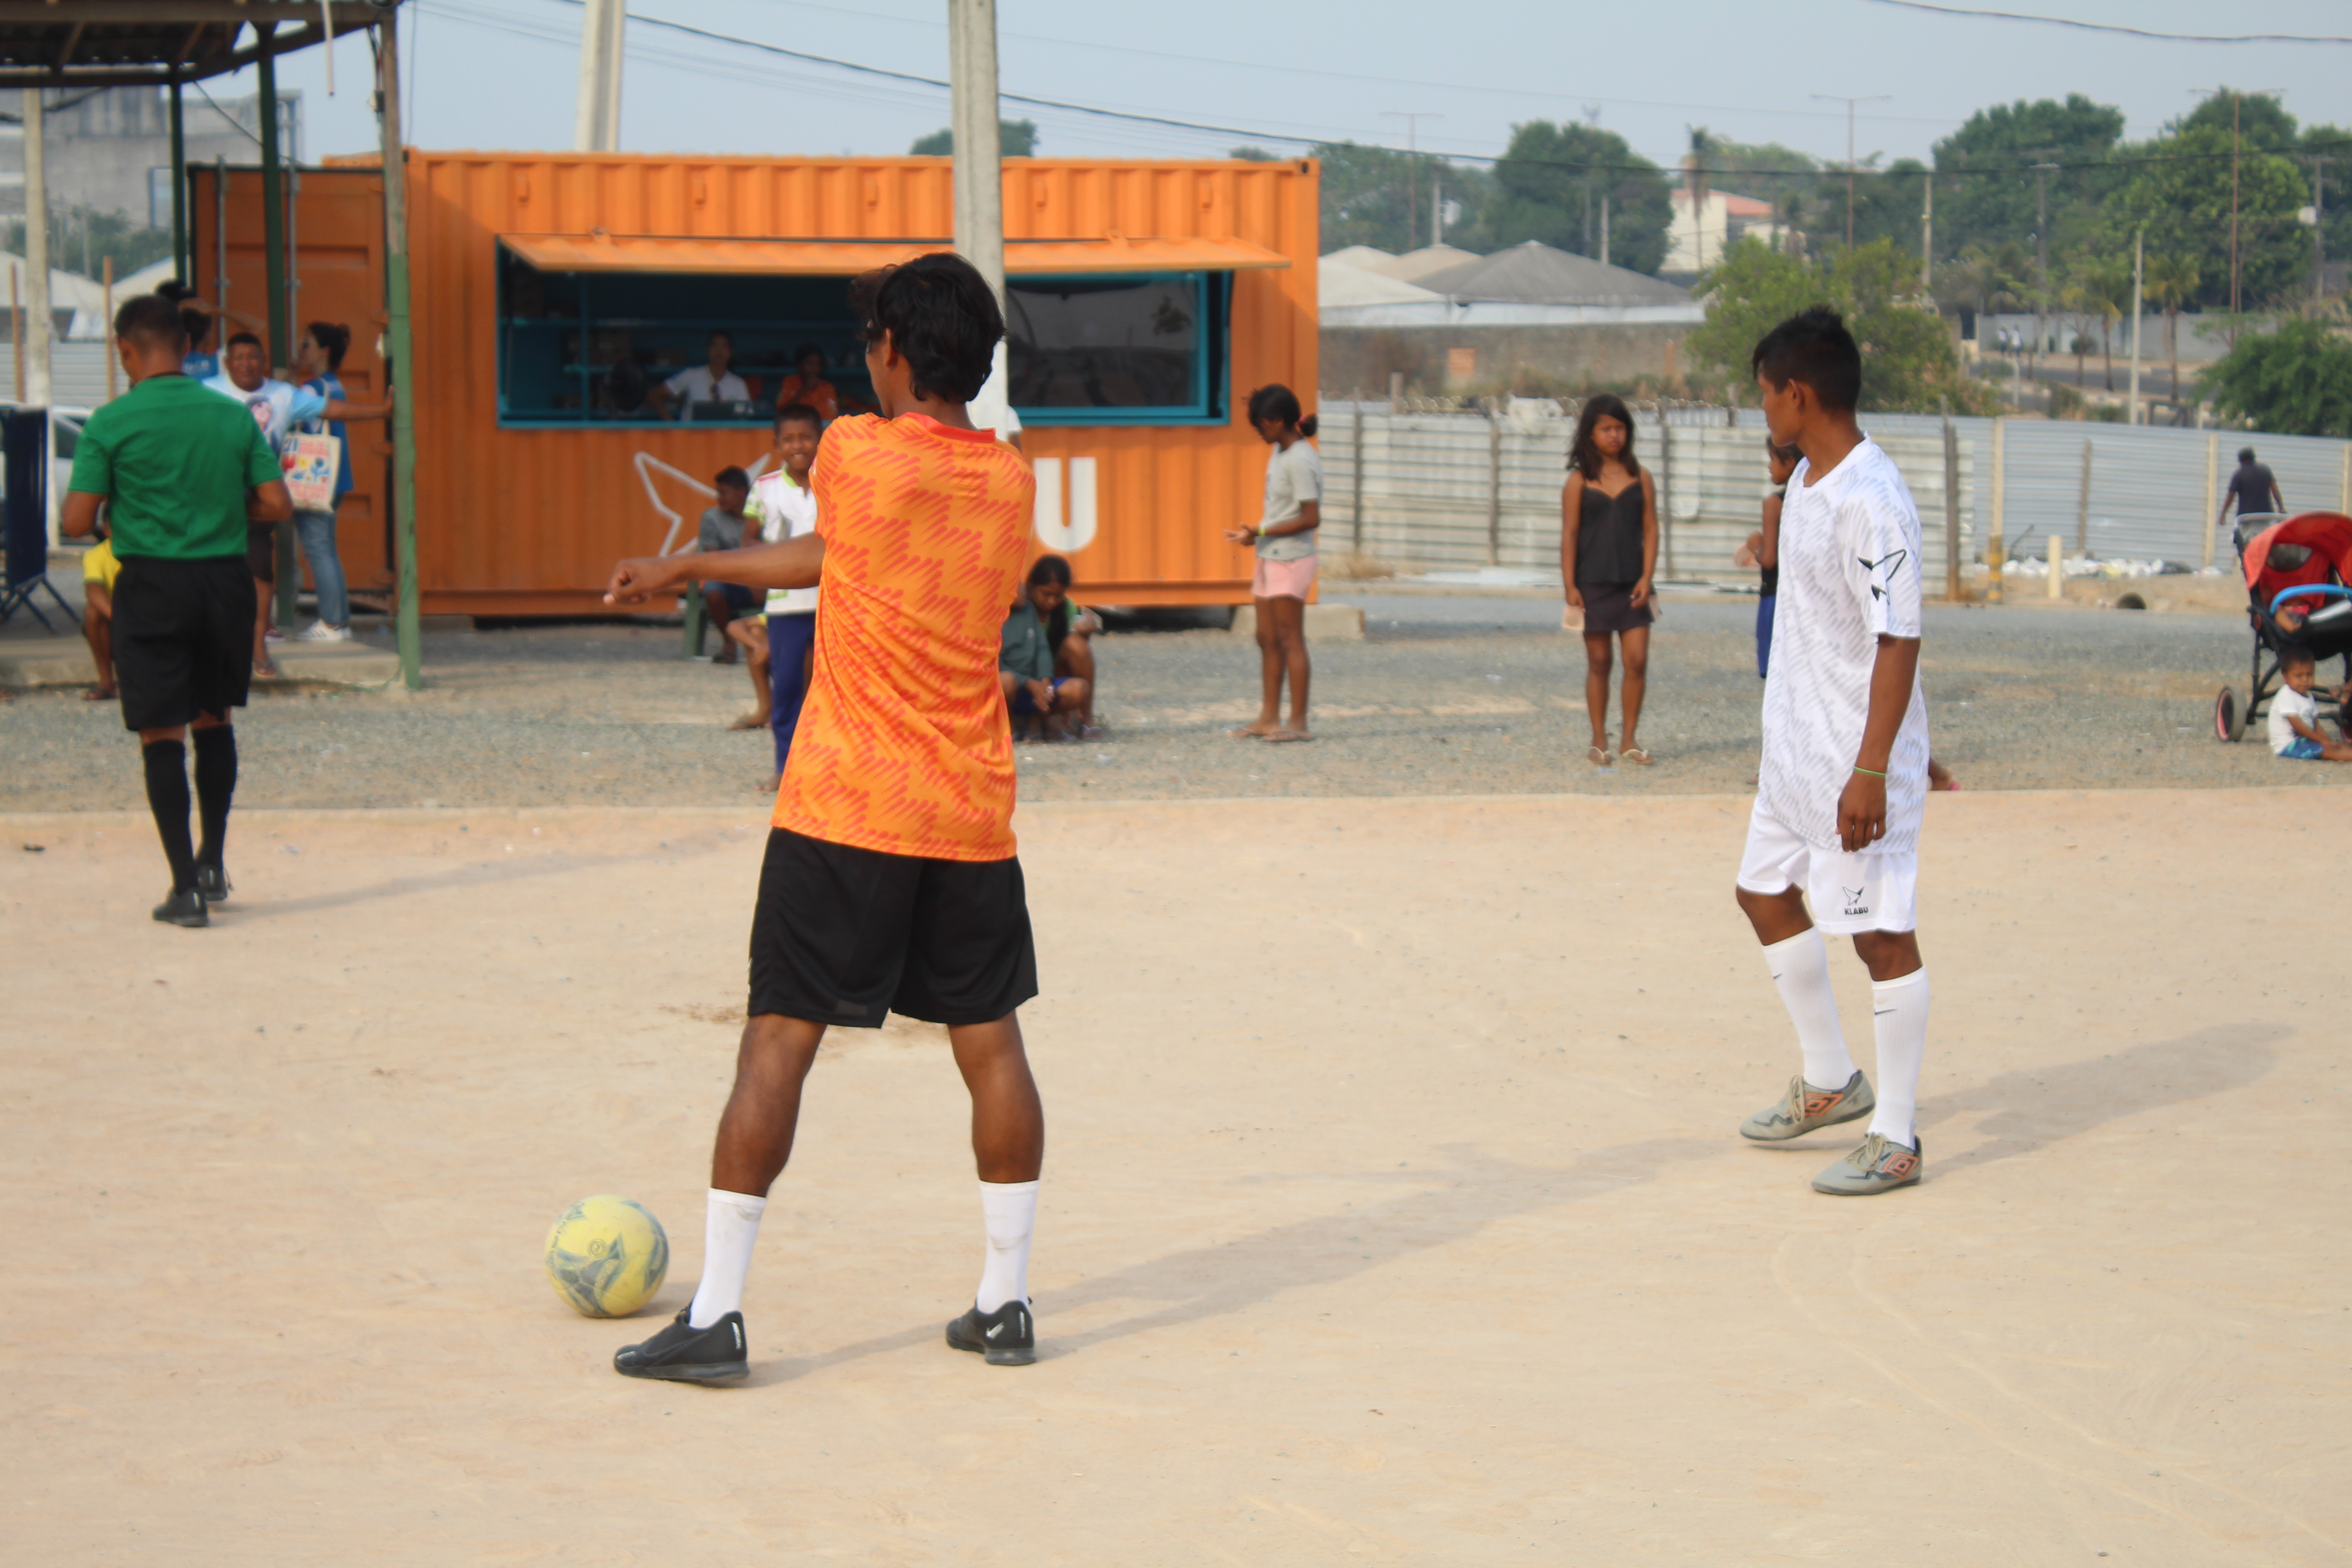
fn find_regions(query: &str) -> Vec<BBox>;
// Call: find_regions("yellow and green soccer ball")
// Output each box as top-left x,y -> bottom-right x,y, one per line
543,1195 -> 670,1318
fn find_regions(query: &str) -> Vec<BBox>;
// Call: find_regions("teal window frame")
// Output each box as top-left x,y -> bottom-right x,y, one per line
1008,270 -> 1230,427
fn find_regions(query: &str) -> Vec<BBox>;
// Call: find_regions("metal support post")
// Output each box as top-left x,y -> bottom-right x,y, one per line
2202,434 -> 2220,570
1986,418 -> 2006,603
258,30 -> 296,629
1941,408 -> 1960,601
24,88 -> 49,412
379,10 -> 422,689
2076,439 -> 2092,557
1485,399 -> 1502,566
1350,402 -> 1364,553
1655,403 -> 1675,579
169,76 -> 187,285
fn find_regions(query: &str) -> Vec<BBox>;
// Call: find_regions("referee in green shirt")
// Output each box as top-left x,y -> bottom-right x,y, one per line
63,294 -> 292,927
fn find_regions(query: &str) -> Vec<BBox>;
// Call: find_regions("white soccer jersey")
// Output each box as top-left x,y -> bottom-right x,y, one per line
1758,436 -> 1931,854
748,470 -> 819,615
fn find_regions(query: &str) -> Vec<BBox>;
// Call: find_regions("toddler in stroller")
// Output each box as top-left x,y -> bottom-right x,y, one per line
2214,510 -> 2352,744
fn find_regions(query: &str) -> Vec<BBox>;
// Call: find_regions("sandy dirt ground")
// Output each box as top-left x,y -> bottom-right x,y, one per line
4,791 -> 2345,1565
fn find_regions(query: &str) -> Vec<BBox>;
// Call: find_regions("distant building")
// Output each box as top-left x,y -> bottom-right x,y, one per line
0,85 -> 300,229
1662,189 -> 1794,281
1320,240 -> 1705,395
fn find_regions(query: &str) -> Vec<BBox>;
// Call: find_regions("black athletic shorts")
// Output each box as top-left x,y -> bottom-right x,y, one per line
245,522 -> 276,583
111,556 -> 256,732
747,827 -> 1039,1028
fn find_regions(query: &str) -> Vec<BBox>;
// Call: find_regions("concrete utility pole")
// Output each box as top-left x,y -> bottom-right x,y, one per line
380,2 -> 422,690
1381,113 -> 1440,249
574,0 -> 625,153
22,88 -> 49,412
2127,229 -> 2144,424
949,0 -> 1004,303
1921,171 -> 1933,289
1813,93 -> 1891,247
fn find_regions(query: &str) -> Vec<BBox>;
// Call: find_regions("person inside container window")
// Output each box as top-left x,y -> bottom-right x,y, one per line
771,343 -> 843,421
650,331 -> 749,421
204,333 -> 326,677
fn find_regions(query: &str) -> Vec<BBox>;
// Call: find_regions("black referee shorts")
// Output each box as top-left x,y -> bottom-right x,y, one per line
748,827 -> 1039,1029
111,556 -> 256,732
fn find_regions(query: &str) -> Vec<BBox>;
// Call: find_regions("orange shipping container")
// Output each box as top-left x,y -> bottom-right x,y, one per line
206,153 -> 1320,616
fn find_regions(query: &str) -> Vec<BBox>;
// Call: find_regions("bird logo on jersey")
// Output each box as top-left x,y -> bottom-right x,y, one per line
1859,549 -> 1910,603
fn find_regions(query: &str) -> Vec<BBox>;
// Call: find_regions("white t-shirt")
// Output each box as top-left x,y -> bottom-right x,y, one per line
1759,436 -> 1931,854
665,366 -> 750,415
203,372 -> 326,447
748,468 -> 819,615
2269,683 -> 2319,755
1256,438 -> 1322,563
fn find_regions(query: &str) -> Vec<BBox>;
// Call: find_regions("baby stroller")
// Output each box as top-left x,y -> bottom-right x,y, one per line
2214,510 -> 2352,742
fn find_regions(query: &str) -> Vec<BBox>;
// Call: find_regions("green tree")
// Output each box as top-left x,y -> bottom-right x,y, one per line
1687,236 -> 1997,412
908,118 -> 1038,157
6,206 -> 176,280
1309,142 -> 1491,253
1480,121 -> 1671,274
2200,318 -> 2352,435
2142,250 -> 2202,400
1227,146 -> 1280,162
2067,251 -> 2131,389
2107,96 -> 2309,309
1931,95 -> 2126,264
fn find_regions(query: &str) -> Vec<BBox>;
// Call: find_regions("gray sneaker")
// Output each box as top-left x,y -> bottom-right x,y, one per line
1739,1069 -> 1874,1142
1812,1132 -> 1922,1196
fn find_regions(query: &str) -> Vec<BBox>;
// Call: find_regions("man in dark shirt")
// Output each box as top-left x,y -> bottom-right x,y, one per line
62,293 -> 294,927
2220,447 -> 2285,542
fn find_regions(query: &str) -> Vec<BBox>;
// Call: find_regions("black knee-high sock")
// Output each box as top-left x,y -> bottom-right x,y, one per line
142,739 -> 197,893
193,725 -> 237,869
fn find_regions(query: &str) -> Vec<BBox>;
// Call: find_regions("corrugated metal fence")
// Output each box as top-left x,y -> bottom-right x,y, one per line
1317,399 -> 2352,584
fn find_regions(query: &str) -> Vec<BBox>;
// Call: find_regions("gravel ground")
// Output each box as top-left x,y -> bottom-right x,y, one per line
2,592 -> 2342,812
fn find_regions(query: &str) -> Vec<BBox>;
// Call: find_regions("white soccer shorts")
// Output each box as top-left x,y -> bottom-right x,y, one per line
1735,794 -> 1918,935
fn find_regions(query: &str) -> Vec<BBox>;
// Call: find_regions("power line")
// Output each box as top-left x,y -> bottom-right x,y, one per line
1866,0 -> 2352,46
424,0 -> 2352,185
737,0 -> 1965,127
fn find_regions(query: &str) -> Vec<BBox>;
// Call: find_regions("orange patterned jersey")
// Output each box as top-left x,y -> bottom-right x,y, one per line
772,412 -> 1035,861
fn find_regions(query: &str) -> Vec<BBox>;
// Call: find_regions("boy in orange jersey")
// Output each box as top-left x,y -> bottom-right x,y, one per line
600,254 -> 1044,1381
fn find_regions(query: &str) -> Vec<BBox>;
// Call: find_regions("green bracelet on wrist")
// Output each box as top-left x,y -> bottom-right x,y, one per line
1852,765 -> 1886,778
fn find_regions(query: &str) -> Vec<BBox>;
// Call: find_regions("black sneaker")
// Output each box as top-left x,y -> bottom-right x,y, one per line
946,1298 -> 1036,1366
612,1308 -> 749,1383
152,889 -> 207,928
195,863 -> 231,903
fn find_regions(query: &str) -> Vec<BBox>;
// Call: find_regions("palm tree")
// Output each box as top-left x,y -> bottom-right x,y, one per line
2144,252 -> 2202,417
2070,256 -> 2130,391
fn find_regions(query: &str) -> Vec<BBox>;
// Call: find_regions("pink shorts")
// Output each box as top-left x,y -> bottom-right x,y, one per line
1251,553 -> 1318,601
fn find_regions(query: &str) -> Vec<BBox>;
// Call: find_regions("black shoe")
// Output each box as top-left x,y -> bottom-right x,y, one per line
152,889 -> 208,927
195,863 -> 231,903
946,1298 -> 1036,1366
612,1308 -> 748,1383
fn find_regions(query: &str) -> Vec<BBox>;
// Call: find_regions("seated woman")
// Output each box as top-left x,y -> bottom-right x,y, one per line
999,554 -> 1099,741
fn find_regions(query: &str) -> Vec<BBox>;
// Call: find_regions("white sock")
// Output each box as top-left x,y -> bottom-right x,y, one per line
686,1188 -> 768,1328
975,1179 -> 1039,1313
1866,967 -> 1931,1149
1761,928 -> 1857,1089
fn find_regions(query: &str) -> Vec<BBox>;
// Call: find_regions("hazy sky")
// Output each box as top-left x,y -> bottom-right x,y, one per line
260,0 -> 2350,174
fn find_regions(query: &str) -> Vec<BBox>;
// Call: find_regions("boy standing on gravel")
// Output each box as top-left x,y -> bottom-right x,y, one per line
598,254 -> 1045,1381
1731,308 -> 1935,1197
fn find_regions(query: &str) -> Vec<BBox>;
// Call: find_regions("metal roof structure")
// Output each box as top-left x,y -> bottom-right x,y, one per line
1413,241 -> 1693,309
0,0 -> 387,89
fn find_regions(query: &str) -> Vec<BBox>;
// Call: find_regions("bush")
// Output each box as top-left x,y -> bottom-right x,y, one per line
2200,319 -> 2352,436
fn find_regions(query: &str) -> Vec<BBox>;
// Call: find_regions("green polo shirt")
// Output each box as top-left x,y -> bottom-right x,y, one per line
68,373 -> 281,560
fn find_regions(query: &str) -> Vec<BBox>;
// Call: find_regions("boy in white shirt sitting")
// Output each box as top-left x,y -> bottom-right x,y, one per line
2268,645 -> 2352,761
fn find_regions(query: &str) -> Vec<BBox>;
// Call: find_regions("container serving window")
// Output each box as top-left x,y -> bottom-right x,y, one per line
493,233 -> 1287,430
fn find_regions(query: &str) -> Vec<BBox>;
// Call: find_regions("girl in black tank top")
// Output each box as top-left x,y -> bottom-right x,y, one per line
1559,394 -> 1660,767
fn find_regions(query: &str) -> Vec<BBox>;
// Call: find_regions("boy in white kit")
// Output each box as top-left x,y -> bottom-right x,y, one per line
1732,309 -> 1935,1196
